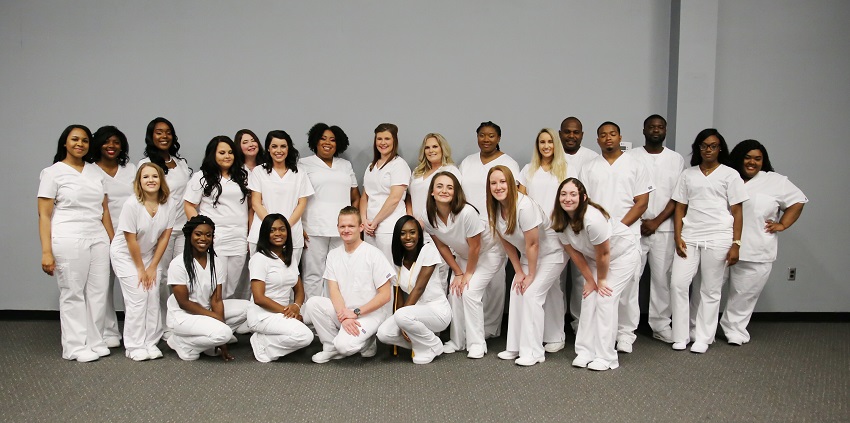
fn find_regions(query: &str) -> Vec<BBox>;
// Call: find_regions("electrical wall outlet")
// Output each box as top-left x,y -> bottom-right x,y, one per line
788,267 -> 796,281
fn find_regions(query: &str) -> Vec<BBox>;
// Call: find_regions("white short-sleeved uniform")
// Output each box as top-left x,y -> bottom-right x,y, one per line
408,165 -> 461,222
363,156 -> 411,234
422,205 -> 498,259
518,164 -> 578,220
739,171 -> 808,262
299,155 -> 358,237
672,165 -> 749,242
166,254 -> 224,320
557,207 -> 636,262
249,252 -> 299,306
38,162 -> 109,240
324,242 -> 396,310
394,243 -> 448,305
110,198 -> 177,277
98,163 -> 137,232
247,166 -> 315,247
459,153 -> 521,214
184,173 -> 249,256
496,195 -> 564,265
563,146 -> 599,176
625,147 -> 685,232
138,157 -> 191,230
579,153 -> 654,235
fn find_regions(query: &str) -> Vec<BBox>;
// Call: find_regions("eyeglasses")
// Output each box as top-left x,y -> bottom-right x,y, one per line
699,143 -> 720,152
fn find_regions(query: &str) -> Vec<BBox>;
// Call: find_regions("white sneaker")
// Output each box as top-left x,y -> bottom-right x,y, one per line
92,346 -> 111,357
515,356 -> 545,366
588,359 -> 619,371
127,349 -> 150,362
497,350 -> 519,360
672,341 -> 688,351
250,334 -> 272,363
442,341 -> 462,354
652,329 -> 674,344
467,344 -> 486,359
726,335 -> 744,346
544,341 -> 566,353
147,345 -> 163,360
615,341 -> 633,354
690,342 -> 709,354
167,336 -> 199,361
104,337 -> 121,348
572,356 -> 592,368
74,349 -> 100,363
360,337 -> 378,358
312,350 -> 344,364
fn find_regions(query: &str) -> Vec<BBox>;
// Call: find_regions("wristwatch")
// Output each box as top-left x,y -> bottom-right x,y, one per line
732,240 -> 742,246
353,308 -> 361,317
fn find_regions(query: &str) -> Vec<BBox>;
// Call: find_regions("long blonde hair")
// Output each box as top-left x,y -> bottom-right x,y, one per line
412,133 -> 454,178
527,128 -> 568,183
486,165 -> 519,236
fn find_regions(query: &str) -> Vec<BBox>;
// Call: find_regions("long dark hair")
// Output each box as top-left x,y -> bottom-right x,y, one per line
199,136 -> 250,205
234,129 -> 266,167
391,215 -> 424,267
729,139 -> 774,178
256,213 -> 294,266
89,125 -> 130,166
181,215 -> 217,294
425,171 -> 476,228
142,117 -> 185,174
261,130 -> 300,174
690,128 -> 730,166
551,178 -> 610,235
53,124 -> 94,163
307,123 -> 350,156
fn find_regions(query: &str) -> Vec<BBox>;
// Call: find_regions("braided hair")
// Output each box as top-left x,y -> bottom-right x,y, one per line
181,215 -> 217,294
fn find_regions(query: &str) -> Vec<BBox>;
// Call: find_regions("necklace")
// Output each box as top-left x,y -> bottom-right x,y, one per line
144,201 -> 159,217
701,163 -> 719,176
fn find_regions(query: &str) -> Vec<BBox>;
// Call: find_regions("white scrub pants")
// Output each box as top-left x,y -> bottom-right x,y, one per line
484,259 -> 507,338
505,261 -> 566,360
118,273 -> 162,354
566,261 -> 585,333
302,236 -> 342,299
247,304 -> 314,362
167,299 -> 250,360
670,240 -> 730,344
638,231 -> 676,334
366,232 -> 394,264
158,231 -> 185,339
102,267 -> 123,344
542,262 -> 568,344
219,254 -> 248,300
574,250 -> 638,368
52,236 -> 111,360
616,235 -> 642,346
448,251 -> 505,352
303,296 -> 386,356
377,300 -> 451,358
720,261 -> 772,343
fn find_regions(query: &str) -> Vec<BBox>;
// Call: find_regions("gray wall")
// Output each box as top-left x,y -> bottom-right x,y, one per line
1,1 -> 670,310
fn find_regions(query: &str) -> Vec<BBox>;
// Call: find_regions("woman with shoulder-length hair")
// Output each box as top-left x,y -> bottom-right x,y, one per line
90,125 -> 136,348
109,163 -> 176,361
38,124 -> 114,362
422,171 -> 505,359
234,129 -> 265,173
299,123 -> 360,300
486,166 -> 566,366
670,129 -> 748,354
720,139 -> 807,345
247,213 -> 314,362
405,133 -> 460,225
184,136 -> 251,300
551,177 -> 639,371
361,123 -> 411,261
377,215 -> 452,364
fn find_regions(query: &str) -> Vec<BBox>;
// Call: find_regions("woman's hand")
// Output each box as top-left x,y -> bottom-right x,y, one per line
512,271 -> 527,294
282,304 -> 301,319
583,278 -> 597,298
303,230 -> 310,244
401,330 -> 411,343
450,273 -> 468,296
764,220 -> 785,234
219,344 -> 235,362
596,278 -> 612,297
726,245 -> 740,266
364,219 -> 377,237
141,266 -> 158,291
675,237 -> 688,258
41,253 -> 56,276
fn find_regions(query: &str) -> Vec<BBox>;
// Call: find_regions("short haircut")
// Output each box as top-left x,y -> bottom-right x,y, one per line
307,123 -> 350,156
597,121 -> 621,135
643,114 -> 667,127
338,205 -> 362,225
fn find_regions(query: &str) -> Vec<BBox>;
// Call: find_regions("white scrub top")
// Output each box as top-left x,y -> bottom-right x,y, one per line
324,242 -> 395,311
138,157 -> 191,231
38,162 -> 109,240
556,206 -> 636,262
98,163 -> 137,232
563,146 -> 599,176
167,253 -> 224,318
184,172 -> 249,256
626,147 -> 685,232
495,194 -> 565,265
518,163 -> 578,219
422,204 -> 498,260
249,251 -> 299,305
363,156 -> 411,234
673,165 -> 749,242
579,153 -> 654,235
109,197 -> 177,278
408,164 -> 461,223
395,242 -> 448,305
739,171 -> 808,263
458,153 -> 521,216
247,166 -> 315,247
299,155 -> 358,237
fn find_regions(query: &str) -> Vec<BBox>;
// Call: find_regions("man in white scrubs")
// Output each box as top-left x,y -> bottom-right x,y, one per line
302,206 -> 394,363
579,121 -> 652,353
625,115 -> 685,343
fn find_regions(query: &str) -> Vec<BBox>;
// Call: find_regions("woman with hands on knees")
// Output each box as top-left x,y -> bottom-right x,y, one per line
422,172 -> 505,359
377,216 -> 451,364
486,166 -> 566,366
552,178 -> 639,371
109,163 -> 176,361
247,214 -> 314,362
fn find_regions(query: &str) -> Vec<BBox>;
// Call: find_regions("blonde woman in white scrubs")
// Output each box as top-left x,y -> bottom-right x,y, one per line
721,140 -> 807,345
423,172 -> 505,359
362,123 -> 411,262
552,178 -> 639,371
109,163 -> 176,361
91,125 -> 136,348
487,166 -> 566,366
405,133 -> 460,225
300,123 -> 360,300
38,125 -> 114,362
670,129 -> 748,354
517,128 -> 575,353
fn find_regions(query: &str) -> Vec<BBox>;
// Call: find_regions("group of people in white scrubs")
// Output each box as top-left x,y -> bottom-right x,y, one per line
37,114 -> 805,369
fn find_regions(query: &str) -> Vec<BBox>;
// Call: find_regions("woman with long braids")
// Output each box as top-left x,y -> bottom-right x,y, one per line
166,215 -> 250,361
185,136 -> 251,299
